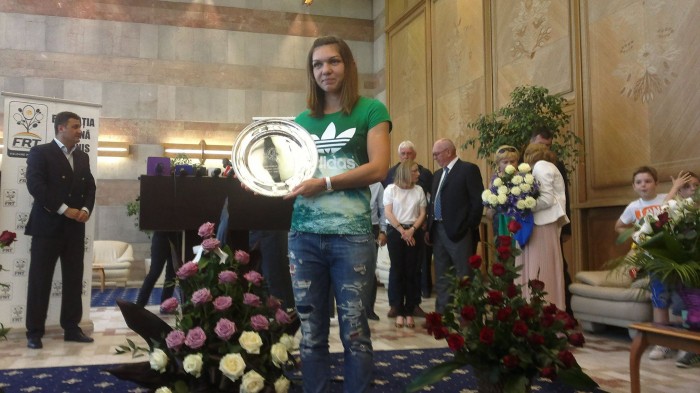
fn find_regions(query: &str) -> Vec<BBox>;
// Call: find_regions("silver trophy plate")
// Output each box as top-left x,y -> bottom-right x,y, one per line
232,119 -> 318,197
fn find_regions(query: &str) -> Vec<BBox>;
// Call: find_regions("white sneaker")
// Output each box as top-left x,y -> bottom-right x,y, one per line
676,352 -> 700,368
648,345 -> 676,360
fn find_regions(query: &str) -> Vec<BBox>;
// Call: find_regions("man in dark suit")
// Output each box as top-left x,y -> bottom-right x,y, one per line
25,111 -> 97,349
426,138 -> 484,314
382,140 -> 433,318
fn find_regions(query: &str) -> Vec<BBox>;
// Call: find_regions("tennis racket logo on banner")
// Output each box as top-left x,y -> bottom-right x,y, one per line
6,102 -> 48,158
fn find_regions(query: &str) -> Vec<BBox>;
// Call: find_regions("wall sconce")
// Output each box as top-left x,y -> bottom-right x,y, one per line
97,141 -> 131,157
0,137 -> 3,151
163,140 -> 232,164
303,0 -> 313,5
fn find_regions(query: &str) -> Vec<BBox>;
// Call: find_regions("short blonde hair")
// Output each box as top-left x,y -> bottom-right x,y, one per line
494,145 -> 520,164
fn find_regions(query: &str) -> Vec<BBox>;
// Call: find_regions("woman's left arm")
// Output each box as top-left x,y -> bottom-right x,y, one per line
533,163 -> 555,211
286,121 -> 391,199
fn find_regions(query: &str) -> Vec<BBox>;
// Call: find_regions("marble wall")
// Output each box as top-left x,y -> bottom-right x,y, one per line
0,0 -> 385,259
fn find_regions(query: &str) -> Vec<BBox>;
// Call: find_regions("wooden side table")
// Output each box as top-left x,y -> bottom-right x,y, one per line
629,322 -> 700,393
92,264 -> 105,292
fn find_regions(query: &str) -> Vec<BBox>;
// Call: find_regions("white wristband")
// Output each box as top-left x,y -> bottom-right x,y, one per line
325,176 -> 333,191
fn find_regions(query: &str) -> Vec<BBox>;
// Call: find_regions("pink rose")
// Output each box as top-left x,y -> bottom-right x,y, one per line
267,296 -> 281,310
244,271 -> 264,286
198,222 -> 216,238
166,329 -> 186,350
243,293 -> 262,307
250,314 -> 269,331
213,296 -> 232,311
160,297 -> 179,313
214,318 -> 237,340
218,270 -> 237,284
275,308 -> 292,324
177,261 -> 198,279
201,238 -> 220,251
235,250 -> 250,264
185,327 -> 207,349
191,288 -> 212,305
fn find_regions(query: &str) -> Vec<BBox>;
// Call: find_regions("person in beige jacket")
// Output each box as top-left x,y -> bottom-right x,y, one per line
515,143 -> 569,309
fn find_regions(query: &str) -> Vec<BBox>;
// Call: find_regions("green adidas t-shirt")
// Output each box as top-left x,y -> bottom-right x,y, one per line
292,97 -> 392,234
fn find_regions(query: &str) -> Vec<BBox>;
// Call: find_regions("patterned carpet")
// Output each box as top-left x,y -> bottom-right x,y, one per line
0,347 -> 606,393
90,287 -> 166,308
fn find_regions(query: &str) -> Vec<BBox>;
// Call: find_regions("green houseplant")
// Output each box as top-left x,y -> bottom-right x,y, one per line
463,85 -> 582,175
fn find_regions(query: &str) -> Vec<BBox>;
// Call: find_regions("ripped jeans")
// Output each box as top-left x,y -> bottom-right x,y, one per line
288,231 -> 375,393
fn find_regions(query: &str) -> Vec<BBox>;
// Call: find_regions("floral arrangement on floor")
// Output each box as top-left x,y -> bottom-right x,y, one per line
482,163 -> 539,222
408,224 -> 597,393
621,196 -> 700,288
0,230 -> 17,340
115,223 -> 296,393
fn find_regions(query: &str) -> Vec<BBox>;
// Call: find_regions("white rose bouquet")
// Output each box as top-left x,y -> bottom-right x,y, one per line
482,163 -> 539,221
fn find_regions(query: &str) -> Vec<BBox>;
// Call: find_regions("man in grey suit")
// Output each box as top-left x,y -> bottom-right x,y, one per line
25,111 -> 96,349
426,138 -> 484,314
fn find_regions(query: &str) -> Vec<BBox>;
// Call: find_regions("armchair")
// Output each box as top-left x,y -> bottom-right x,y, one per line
93,240 -> 134,288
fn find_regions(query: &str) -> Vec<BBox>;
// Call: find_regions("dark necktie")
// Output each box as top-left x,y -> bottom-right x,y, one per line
434,167 -> 449,220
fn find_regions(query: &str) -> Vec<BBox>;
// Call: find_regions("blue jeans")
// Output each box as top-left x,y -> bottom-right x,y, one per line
288,231 -> 375,393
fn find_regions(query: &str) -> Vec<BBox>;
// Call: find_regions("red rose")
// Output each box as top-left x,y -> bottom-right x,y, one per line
479,326 -> 495,345
528,333 -> 545,346
496,306 -> 512,321
468,255 -> 482,269
529,279 -> 545,291
502,354 -> 519,368
497,245 -> 511,260
512,320 -> 528,337
655,212 -> 669,228
459,277 -> 471,288
543,304 -> 558,315
447,333 -> 465,351
558,350 -> 576,368
496,235 -> 512,247
555,310 -> 576,330
507,219 -> 522,233
461,305 -> 477,321
541,314 -> 555,327
425,312 -> 443,333
568,332 -> 585,347
0,230 -> 16,247
433,326 -> 450,340
491,262 -> 506,277
506,283 -> 518,298
518,305 -> 535,320
487,290 -> 503,304
540,366 -> 557,379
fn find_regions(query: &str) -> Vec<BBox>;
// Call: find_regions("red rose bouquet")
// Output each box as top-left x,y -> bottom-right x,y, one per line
408,230 -> 597,393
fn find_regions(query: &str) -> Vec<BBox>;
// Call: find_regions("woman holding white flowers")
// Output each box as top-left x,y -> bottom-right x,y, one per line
516,143 -> 569,309
485,145 -> 520,236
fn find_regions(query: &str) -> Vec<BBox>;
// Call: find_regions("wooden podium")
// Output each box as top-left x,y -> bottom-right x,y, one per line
139,175 -> 294,252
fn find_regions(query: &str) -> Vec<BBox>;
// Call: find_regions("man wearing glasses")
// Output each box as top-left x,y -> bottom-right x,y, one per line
426,138 -> 484,314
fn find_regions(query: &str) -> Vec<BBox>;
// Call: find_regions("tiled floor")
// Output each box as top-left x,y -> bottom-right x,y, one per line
2,287 -> 699,392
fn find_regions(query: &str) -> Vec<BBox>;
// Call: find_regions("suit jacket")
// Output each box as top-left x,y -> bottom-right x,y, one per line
25,140 -> 96,237
428,159 -> 484,242
531,160 -> 569,227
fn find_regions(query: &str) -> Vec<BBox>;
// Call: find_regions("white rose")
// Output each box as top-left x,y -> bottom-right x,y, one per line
524,174 -> 535,184
511,175 -> 523,185
520,183 -> 531,193
149,348 -> 168,373
511,186 -> 521,196
488,194 -> 499,205
482,189 -> 492,202
239,331 -> 263,354
493,177 -> 503,187
518,163 -> 531,173
220,353 -> 246,382
497,194 -> 508,204
183,353 -> 203,378
155,387 -> 173,393
516,199 -> 527,210
638,220 -> 653,235
497,185 -> 508,195
274,376 -> 291,393
504,165 -> 516,174
525,196 -> 537,209
279,333 -> 297,351
270,342 -> 289,368
240,370 -> 265,393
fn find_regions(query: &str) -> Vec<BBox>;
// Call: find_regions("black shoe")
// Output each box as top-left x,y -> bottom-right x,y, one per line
64,331 -> 94,343
387,307 -> 398,318
367,312 -> 380,321
27,337 -> 43,349
413,306 -> 426,318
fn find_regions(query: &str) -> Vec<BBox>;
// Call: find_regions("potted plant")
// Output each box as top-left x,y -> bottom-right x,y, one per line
616,195 -> 700,329
463,85 -> 582,175
407,225 -> 598,393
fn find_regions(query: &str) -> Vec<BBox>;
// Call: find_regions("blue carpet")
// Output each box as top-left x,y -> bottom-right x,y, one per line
0,348 -> 605,393
90,287 -> 165,308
